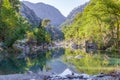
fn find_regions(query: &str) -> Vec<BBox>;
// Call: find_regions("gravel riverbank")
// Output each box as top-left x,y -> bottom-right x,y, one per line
0,69 -> 120,80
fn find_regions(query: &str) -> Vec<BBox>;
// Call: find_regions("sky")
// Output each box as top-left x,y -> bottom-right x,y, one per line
20,0 -> 90,17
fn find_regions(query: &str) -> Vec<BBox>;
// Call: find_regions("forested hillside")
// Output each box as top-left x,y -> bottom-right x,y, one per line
62,0 -> 120,53
0,0 -> 51,48
67,2 -> 88,19
0,0 -> 30,47
60,2 -> 88,29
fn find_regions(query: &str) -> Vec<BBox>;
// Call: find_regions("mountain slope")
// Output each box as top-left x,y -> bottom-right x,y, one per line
67,2 -> 89,19
60,2 -> 89,28
20,3 -> 40,26
22,1 -> 66,26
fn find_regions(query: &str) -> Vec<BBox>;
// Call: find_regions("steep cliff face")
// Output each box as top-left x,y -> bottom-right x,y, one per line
22,1 -> 66,27
20,3 -> 41,26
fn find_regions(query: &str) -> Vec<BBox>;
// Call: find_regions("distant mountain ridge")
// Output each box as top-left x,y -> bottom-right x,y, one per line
67,2 -> 89,19
20,3 -> 40,26
22,1 -> 66,26
60,2 -> 89,28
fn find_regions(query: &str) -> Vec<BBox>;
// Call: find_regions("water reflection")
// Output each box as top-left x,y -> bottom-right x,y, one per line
0,48 -> 120,75
0,51 -> 49,74
63,49 -> 120,74
0,48 -> 65,74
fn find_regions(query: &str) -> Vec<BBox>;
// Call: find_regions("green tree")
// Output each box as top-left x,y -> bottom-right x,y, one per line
63,0 -> 120,52
33,26 -> 51,45
0,0 -> 30,47
9,0 -> 20,12
41,19 -> 51,27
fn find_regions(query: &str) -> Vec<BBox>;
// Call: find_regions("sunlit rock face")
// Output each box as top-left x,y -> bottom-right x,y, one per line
22,1 -> 66,27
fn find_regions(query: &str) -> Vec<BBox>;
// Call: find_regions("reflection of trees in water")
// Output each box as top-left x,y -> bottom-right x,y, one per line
63,49 -> 120,74
51,48 -> 65,58
0,48 -> 119,75
0,48 -> 65,74
0,50 -> 52,74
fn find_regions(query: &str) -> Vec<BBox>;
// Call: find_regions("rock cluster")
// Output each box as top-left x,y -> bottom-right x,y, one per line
0,69 -> 120,80
45,69 -> 120,80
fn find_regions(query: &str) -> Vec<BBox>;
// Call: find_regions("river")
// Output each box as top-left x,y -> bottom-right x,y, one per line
0,47 -> 120,75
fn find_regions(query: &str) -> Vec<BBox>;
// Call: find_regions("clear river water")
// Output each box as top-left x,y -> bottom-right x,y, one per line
0,48 -> 120,75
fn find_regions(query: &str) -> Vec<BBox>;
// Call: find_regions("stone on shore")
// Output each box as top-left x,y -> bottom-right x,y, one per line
0,69 -> 120,80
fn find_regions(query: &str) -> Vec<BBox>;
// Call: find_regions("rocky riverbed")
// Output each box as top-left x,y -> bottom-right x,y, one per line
0,68 -> 120,80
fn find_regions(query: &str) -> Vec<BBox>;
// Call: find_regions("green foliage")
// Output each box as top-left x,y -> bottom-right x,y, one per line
41,19 -> 51,27
0,0 -> 30,47
33,27 -> 51,45
9,0 -> 20,12
0,0 -> 51,47
26,31 -> 36,43
4,17 -> 30,47
63,0 -> 120,51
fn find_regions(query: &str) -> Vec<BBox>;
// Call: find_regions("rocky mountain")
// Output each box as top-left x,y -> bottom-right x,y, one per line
22,1 -> 66,27
20,3 -> 40,26
67,2 -> 89,19
60,2 -> 89,28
